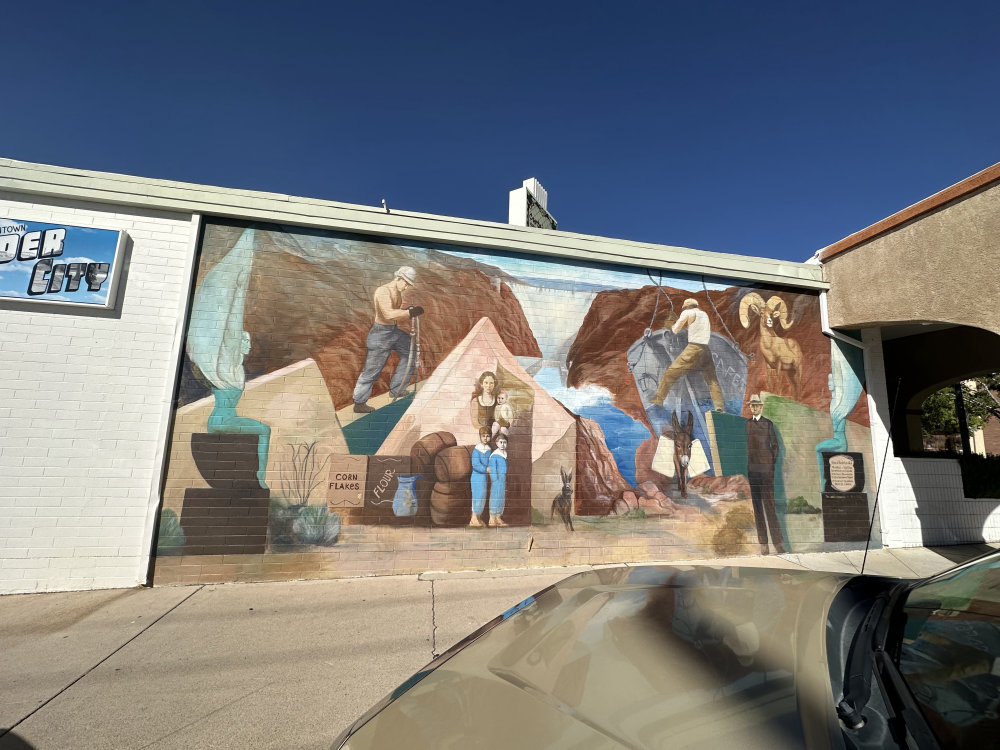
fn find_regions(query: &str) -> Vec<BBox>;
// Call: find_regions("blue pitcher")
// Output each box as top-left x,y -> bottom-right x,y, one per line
392,474 -> 422,517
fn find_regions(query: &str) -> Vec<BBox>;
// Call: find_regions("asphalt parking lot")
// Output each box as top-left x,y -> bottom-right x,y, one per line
2,543 -> 996,750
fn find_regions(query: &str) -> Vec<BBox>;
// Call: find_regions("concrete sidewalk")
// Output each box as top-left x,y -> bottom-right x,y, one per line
1,543 -> 996,750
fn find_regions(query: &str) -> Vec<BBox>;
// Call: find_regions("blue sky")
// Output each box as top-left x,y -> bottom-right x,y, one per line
3,1 -> 999,262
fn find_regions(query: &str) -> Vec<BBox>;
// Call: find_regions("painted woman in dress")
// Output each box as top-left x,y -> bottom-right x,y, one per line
469,428 -> 492,528
470,370 -> 499,436
487,434 -> 508,527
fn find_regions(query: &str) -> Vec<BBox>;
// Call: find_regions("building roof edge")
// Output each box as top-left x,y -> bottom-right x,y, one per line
818,161 -> 1000,262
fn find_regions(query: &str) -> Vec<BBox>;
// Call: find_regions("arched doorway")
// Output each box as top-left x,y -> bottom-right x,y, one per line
880,324 -> 1000,454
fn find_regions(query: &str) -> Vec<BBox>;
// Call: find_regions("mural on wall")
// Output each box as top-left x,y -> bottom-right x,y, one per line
154,220 -> 879,582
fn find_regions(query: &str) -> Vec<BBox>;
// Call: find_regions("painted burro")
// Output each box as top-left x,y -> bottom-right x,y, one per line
154,219 -> 878,583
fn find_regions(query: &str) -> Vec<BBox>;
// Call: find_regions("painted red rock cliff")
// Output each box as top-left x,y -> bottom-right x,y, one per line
574,416 -> 632,514
179,224 -> 542,408
567,284 -> 869,428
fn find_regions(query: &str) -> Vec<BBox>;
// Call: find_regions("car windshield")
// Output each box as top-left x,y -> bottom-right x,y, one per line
897,551 -> 1000,748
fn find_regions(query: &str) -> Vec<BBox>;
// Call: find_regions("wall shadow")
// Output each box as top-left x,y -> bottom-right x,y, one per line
924,543 -> 997,565
0,730 -> 39,749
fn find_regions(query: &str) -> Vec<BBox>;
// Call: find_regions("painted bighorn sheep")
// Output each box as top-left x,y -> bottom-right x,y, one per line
739,293 -> 802,398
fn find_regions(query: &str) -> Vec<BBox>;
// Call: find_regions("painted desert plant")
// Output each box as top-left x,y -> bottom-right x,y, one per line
787,496 -> 821,514
156,509 -> 186,554
292,505 -> 341,546
281,441 -> 330,507
711,505 -> 755,556
268,498 -> 298,545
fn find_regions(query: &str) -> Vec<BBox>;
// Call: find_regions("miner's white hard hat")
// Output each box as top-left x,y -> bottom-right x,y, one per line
395,266 -> 416,285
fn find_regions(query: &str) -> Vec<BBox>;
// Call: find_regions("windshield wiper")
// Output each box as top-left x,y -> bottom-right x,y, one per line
872,648 -> 942,750
836,595 -> 888,728
836,583 -> 943,749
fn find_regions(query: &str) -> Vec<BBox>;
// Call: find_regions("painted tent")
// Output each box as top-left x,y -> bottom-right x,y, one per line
379,317 -> 575,460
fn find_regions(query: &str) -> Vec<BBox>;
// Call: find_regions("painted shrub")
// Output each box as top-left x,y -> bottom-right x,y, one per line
154,219 -> 878,583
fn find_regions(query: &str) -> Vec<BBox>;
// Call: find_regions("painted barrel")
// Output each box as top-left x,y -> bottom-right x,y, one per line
410,431 -> 457,522
434,445 -> 473,483
430,482 -> 472,526
429,445 -> 474,526
410,431 -> 458,473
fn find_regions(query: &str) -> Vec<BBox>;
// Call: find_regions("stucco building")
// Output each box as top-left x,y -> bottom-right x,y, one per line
819,162 -> 1000,547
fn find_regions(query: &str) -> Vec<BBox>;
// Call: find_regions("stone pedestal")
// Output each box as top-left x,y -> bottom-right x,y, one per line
820,451 -> 869,543
181,433 -> 270,555
181,489 -> 270,555
822,492 -> 870,542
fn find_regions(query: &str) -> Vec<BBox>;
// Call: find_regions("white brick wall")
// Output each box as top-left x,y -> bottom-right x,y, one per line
0,192 -> 197,593
863,328 -> 1000,547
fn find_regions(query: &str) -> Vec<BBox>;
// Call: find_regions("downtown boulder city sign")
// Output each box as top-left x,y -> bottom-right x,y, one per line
0,219 -> 126,308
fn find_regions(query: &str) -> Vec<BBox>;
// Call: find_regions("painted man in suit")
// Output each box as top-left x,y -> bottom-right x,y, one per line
745,393 -> 786,554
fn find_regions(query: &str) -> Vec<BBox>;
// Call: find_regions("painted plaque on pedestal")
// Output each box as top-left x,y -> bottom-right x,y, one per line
821,451 -> 870,542
822,451 -> 865,493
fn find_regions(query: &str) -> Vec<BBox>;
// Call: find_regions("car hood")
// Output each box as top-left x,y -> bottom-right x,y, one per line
337,565 -> 856,749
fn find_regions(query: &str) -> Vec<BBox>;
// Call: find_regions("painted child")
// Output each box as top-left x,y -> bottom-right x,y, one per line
492,389 -> 515,439
487,434 -> 509,527
470,428 -> 492,528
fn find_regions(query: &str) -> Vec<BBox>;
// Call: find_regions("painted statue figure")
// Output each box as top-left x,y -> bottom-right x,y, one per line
186,227 -> 270,488
470,428 -> 492,527
815,338 -> 866,488
487,434 -> 509,527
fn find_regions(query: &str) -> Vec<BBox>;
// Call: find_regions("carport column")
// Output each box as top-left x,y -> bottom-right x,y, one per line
862,327 -> 903,546
952,384 -> 973,456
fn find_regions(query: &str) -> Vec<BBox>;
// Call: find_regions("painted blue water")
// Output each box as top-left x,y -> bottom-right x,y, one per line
534,366 -> 650,486
576,402 -> 651,486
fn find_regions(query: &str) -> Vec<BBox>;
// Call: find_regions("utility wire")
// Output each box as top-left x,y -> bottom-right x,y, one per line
861,377 -> 903,574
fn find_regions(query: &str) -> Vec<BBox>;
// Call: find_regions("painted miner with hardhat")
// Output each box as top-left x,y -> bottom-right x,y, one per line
352,266 -> 424,413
